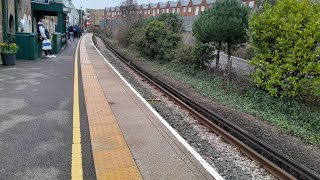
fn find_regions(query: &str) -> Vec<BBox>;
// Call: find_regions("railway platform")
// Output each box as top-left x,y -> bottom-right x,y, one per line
0,33 -> 222,180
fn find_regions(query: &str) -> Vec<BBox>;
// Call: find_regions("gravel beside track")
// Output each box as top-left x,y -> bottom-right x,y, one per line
94,36 -> 320,178
94,37 -> 276,179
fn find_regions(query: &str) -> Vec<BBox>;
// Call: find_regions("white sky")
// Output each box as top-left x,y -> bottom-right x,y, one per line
72,0 -> 169,9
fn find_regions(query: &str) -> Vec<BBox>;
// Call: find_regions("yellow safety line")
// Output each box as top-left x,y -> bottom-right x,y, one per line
80,34 -> 142,179
71,40 -> 83,180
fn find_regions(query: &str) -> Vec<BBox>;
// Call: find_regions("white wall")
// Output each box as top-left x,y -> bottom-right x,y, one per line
62,0 -> 79,25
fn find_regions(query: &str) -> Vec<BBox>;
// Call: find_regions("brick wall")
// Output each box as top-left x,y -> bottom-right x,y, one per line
88,9 -> 105,27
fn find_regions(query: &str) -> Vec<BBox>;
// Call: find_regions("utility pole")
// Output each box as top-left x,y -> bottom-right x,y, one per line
80,6 -> 82,29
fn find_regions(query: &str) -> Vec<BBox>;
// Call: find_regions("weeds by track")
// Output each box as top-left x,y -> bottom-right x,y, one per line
93,34 -> 320,180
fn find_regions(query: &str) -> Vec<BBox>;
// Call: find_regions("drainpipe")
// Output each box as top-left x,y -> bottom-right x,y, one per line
2,0 -> 7,41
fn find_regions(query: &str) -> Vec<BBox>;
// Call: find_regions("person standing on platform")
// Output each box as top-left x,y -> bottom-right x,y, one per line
69,25 -> 74,41
74,25 -> 80,39
38,17 -> 56,58
66,24 -> 70,40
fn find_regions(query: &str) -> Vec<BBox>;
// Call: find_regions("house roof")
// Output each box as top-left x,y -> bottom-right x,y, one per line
158,2 -> 167,8
141,4 -> 149,9
206,0 -> 216,5
150,3 -> 158,8
168,1 -> 178,7
180,0 -> 191,6
192,0 -> 202,5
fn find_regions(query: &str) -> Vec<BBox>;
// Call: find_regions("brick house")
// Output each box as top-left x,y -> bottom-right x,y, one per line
103,0 -> 256,20
206,0 -> 216,9
104,7 -> 110,19
242,0 -> 256,8
158,2 -> 167,15
150,3 -> 158,16
180,0 -> 194,16
168,1 -> 179,14
153,3 -> 159,16
115,6 -> 121,19
140,4 -> 151,18
164,2 -> 171,14
192,0 -> 206,15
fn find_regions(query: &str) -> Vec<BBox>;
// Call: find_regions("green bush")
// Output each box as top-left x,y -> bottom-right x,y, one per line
249,0 -> 320,99
172,45 -> 193,65
127,14 -> 182,62
192,42 -> 215,69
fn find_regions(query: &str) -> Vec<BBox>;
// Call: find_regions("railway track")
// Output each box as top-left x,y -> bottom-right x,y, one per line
92,34 -> 320,180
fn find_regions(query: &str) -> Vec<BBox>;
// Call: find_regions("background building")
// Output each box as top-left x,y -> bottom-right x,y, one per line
86,8 -> 105,28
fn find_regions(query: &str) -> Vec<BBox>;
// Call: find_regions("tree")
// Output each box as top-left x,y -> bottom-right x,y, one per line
193,0 -> 250,76
144,20 -> 181,61
249,0 -> 320,99
120,0 -> 140,23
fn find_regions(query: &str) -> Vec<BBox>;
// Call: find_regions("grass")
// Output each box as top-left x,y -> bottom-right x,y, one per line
102,36 -> 320,146
157,64 -> 320,145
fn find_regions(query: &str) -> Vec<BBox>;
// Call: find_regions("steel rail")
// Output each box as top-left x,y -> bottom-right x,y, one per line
93,34 -> 320,180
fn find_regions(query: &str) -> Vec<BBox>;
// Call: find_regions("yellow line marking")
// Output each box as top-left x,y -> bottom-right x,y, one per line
81,34 -> 142,179
71,40 -> 83,180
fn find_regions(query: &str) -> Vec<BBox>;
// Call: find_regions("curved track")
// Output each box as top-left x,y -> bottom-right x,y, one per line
93,34 -> 320,180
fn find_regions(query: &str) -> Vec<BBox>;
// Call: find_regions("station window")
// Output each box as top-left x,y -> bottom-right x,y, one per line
188,7 -> 192,12
201,6 -> 205,11
177,8 -> 180,13
148,10 -> 150,14
166,9 -> 169,13
9,14 -> 14,33
172,8 -> 175,13
157,9 -> 160,14
183,7 -> 187,12
162,9 -> 165,13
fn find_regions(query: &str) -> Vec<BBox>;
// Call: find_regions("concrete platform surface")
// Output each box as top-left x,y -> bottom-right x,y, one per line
82,34 -> 220,180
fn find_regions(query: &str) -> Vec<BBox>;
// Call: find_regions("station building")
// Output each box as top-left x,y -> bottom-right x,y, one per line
0,0 -> 78,61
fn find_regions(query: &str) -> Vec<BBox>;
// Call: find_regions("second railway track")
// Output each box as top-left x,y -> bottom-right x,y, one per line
92,34 -> 320,180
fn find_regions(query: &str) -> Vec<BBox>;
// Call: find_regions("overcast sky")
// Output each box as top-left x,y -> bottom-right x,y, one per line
72,0 -> 169,9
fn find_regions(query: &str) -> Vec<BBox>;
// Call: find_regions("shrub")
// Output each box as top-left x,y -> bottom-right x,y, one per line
192,42 -> 215,69
149,20 -> 181,61
172,45 -> 193,65
249,0 -> 320,99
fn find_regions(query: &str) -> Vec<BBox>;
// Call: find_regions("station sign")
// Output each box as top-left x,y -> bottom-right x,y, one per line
30,0 -> 49,4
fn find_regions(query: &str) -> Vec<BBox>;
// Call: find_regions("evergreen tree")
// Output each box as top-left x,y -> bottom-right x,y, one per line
193,0 -> 250,76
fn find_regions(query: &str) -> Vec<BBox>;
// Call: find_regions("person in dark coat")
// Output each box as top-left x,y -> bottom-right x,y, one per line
69,25 -> 75,41
74,25 -> 79,39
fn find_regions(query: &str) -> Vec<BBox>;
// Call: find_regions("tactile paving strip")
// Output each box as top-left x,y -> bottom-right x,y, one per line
80,34 -> 142,180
